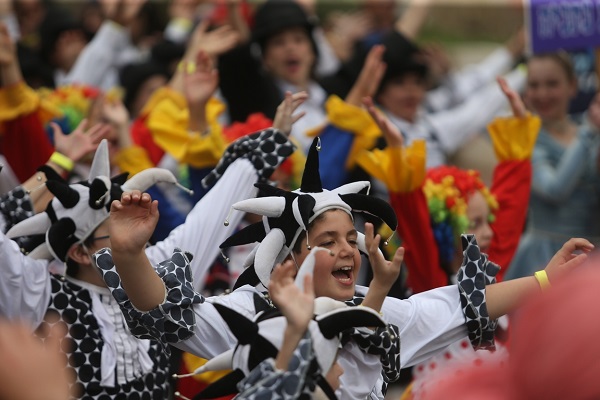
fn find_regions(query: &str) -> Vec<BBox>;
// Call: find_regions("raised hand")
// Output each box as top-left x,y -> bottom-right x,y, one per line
186,20 -> 240,60
272,91 -> 308,136
497,76 -> 527,118
363,96 -> 404,147
109,191 -> 159,254
102,0 -> 147,27
269,260 -> 314,332
169,0 -> 200,20
418,43 -> 451,86
544,238 -> 594,283
183,50 -> 219,109
345,45 -> 387,107
52,119 -> 111,163
0,22 -> 15,66
102,98 -> 133,148
364,222 -> 404,288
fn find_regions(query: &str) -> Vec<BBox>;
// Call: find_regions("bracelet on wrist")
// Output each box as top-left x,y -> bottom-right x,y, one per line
534,270 -> 551,291
49,152 -> 74,172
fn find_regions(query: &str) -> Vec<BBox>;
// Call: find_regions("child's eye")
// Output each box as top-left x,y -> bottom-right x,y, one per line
348,240 -> 358,247
320,241 -> 334,247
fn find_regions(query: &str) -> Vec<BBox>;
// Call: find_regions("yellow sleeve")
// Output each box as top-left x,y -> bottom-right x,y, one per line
0,81 -> 41,122
113,145 -> 154,176
140,86 -> 186,117
488,113 -> 541,161
146,90 -> 227,169
324,95 -> 382,170
356,140 -> 426,193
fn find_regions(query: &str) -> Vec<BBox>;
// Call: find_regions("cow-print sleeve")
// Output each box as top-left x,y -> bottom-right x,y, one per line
0,185 -> 34,232
94,247 -> 204,355
236,332 -> 316,399
201,128 -> 296,189
457,234 -> 500,351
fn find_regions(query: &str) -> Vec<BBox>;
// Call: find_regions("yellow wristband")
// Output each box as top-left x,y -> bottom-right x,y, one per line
534,270 -> 551,291
49,152 -> 74,172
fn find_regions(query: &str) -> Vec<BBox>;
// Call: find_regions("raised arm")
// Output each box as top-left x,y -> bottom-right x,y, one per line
487,78 -> 540,277
486,237 -> 593,320
427,66 -> 527,159
146,93 -> 305,288
361,222 -> 404,313
269,261 -> 314,371
64,0 -> 147,88
108,190 -> 166,311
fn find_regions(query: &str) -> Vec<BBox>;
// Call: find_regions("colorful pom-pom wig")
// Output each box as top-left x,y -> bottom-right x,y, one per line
423,166 -> 498,265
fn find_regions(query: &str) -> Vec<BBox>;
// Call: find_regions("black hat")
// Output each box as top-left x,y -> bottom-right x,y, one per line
252,0 -> 317,54
379,31 -> 428,90
39,7 -> 83,65
120,61 -> 170,113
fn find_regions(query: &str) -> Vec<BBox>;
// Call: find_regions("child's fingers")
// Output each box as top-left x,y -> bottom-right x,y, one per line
392,247 -> 405,268
74,118 -> 89,133
110,200 -> 123,212
303,273 -> 314,297
291,111 -> 306,124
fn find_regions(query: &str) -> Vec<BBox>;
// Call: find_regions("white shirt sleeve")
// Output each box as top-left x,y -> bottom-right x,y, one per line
426,66 -> 526,157
63,21 -> 131,89
426,47 -> 514,112
145,158 -> 258,290
313,27 -> 341,78
378,285 -> 468,367
175,286 -> 257,358
0,232 -> 51,329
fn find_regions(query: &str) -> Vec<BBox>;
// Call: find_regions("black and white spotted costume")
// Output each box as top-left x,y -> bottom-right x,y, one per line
236,333 -> 321,399
0,130 -> 295,399
95,232 -> 497,400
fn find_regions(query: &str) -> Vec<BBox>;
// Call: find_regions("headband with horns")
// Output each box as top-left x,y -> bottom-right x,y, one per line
6,140 -> 188,262
221,137 -> 398,289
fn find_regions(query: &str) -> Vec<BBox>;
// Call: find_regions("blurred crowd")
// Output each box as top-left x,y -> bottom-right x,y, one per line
0,0 -> 599,399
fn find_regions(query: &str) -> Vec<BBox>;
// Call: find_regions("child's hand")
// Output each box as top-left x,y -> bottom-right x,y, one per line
345,45 -> 386,107
363,96 -> 404,148
365,222 -> 404,290
183,50 -> 219,110
544,237 -> 594,283
269,260 -> 314,332
109,190 -> 159,254
272,91 -> 308,137
52,119 -> 111,163
0,23 -> 15,66
497,76 -> 527,118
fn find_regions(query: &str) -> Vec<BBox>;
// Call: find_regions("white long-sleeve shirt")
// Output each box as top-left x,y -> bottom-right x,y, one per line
386,66 -> 526,168
0,158 -> 258,328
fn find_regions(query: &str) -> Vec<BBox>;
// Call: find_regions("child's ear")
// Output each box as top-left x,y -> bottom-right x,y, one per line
66,243 -> 91,266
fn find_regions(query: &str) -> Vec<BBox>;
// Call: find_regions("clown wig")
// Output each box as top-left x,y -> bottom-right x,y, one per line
423,166 -> 498,267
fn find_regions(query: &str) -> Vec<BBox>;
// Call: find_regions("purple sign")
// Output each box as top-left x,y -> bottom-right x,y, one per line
527,0 -> 600,54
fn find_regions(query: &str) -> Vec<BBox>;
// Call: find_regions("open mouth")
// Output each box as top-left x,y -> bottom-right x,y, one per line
332,266 -> 353,285
285,59 -> 301,72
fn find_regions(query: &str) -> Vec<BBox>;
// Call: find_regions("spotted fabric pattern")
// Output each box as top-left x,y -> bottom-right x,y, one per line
37,275 -> 170,400
236,332 -> 318,399
0,185 -> 34,229
457,234 -> 500,351
343,296 -> 401,397
201,128 -> 296,188
95,248 -> 205,355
